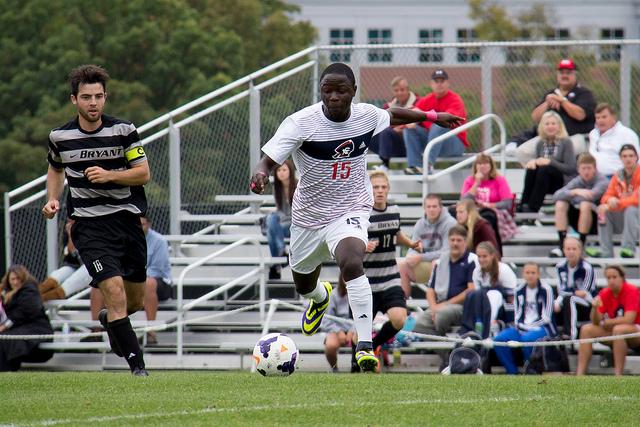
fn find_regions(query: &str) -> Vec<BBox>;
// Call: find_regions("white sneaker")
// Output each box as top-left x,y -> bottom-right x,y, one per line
373,164 -> 389,173
549,248 -> 563,258
505,142 -> 518,156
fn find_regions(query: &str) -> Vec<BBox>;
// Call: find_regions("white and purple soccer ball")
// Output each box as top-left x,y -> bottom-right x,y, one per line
253,333 -> 299,377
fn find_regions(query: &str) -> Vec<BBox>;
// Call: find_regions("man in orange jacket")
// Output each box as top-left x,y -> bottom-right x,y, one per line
589,144 -> 640,258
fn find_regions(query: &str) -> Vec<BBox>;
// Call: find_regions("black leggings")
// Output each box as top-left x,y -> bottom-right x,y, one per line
521,165 -> 564,211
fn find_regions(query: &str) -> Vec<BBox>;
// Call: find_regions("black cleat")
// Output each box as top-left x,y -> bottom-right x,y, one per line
132,367 -> 149,377
98,309 -> 123,357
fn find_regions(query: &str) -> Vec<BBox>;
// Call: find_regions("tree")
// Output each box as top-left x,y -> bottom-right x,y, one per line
0,0 -> 316,191
468,0 -> 519,41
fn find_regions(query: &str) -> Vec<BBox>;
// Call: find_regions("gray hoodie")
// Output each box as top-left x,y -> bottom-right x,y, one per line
552,172 -> 609,208
408,208 -> 457,261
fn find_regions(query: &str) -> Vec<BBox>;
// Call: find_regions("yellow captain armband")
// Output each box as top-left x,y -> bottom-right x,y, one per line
125,146 -> 146,162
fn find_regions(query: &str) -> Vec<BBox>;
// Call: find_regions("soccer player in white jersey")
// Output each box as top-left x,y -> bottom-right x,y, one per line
250,63 -> 463,372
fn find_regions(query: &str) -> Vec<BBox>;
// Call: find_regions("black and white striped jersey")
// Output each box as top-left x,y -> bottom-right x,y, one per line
262,102 -> 390,229
364,204 -> 401,292
47,115 -> 148,218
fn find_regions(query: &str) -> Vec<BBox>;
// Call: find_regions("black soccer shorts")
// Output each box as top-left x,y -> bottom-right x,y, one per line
372,285 -> 407,315
71,212 -> 147,287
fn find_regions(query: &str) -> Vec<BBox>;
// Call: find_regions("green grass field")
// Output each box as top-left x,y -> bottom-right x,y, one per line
2,371 -> 639,426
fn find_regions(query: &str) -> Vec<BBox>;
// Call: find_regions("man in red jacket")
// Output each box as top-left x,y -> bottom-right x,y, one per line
403,69 -> 468,175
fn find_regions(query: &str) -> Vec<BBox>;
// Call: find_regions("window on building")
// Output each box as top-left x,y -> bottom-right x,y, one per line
368,29 -> 393,62
600,28 -> 624,61
456,28 -> 480,63
506,30 -> 532,64
552,28 -> 570,40
418,29 -> 443,63
329,28 -> 354,62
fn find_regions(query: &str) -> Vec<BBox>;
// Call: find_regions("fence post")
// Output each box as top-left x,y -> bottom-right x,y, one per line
249,81 -> 261,208
481,46 -> 494,150
620,44 -> 631,127
169,119 -> 181,238
46,216 -> 58,275
3,193 -> 10,270
312,48 -> 320,103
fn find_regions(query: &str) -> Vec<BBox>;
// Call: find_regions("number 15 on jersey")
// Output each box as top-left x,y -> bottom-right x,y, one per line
331,161 -> 351,180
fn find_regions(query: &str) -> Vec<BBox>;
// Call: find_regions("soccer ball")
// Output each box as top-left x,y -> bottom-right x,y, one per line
253,333 -> 299,376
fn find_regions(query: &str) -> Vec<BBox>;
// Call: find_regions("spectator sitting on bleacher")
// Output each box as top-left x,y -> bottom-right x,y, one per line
369,76 -> 418,172
493,262 -> 556,375
554,237 -> 597,340
577,265 -> 640,376
460,153 -> 516,246
550,153 -> 609,257
88,215 -> 172,345
459,241 -> 517,339
518,111 -> 577,213
0,265 -> 54,371
455,199 -> 499,254
403,69 -> 467,175
38,219 -> 92,301
266,159 -> 297,280
397,194 -> 456,297
589,103 -> 640,178
512,58 -> 596,163
589,144 -> 640,258
414,225 -> 477,340
322,278 -> 354,373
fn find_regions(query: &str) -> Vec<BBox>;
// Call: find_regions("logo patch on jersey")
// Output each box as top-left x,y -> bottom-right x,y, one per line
332,140 -> 355,159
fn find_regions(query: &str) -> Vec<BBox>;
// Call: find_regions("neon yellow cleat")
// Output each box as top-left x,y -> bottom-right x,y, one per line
356,349 -> 380,373
301,282 -> 332,336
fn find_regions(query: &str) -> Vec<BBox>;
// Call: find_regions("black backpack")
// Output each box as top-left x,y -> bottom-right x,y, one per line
523,336 -> 570,374
442,331 -> 485,375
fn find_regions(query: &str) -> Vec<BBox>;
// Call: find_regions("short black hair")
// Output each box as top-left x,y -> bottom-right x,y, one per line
69,64 -> 109,96
620,144 -> 638,157
320,63 -> 356,87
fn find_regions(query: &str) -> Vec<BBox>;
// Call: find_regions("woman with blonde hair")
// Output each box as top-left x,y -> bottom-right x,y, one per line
0,265 -> 53,371
519,111 -> 577,212
455,199 -> 499,254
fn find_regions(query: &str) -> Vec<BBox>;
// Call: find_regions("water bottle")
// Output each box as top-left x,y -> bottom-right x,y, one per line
474,321 -> 484,336
62,322 -> 70,343
392,343 -> 401,367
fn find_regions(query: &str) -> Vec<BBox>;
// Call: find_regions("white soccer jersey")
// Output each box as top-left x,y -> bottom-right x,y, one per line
262,102 -> 390,229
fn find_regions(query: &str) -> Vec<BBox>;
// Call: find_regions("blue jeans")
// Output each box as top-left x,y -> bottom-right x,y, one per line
266,213 -> 290,257
370,127 -> 406,161
493,327 -> 548,374
403,124 -> 465,168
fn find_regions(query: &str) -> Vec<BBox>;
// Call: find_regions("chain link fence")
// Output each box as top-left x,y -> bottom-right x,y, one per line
6,41 -> 640,276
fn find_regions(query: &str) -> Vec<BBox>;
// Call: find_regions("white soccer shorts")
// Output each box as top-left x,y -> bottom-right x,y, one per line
289,212 -> 370,274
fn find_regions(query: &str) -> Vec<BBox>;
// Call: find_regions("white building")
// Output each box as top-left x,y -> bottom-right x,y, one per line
287,0 -> 638,64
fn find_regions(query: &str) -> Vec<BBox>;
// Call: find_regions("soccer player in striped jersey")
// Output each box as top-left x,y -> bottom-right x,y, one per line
362,171 -> 421,367
250,62 -> 463,372
42,65 -> 150,376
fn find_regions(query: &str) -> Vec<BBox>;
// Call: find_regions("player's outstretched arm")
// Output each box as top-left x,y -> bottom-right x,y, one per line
387,107 -> 464,129
250,155 -> 278,195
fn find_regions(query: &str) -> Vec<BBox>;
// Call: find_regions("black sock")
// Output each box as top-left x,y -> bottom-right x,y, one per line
109,317 -> 145,372
382,158 -> 390,168
558,230 -> 567,249
372,321 -> 401,350
579,233 -> 587,246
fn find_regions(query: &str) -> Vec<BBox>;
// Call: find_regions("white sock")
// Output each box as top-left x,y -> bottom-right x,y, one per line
346,275 -> 373,343
301,281 -> 328,303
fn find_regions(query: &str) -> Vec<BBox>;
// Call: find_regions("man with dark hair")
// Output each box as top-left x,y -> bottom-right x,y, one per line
590,144 -> 640,258
414,225 -> 477,339
550,152 -> 609,256
42,64 -> 150,376
588,102 -> 639,177
249,62 -> 462,372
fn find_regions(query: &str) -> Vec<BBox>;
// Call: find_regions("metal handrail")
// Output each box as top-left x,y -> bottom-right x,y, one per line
422,113 -> 506,197
175,236 -> 265,364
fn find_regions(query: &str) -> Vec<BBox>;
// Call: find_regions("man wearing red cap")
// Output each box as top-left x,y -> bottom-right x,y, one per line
514,59 -> 596,165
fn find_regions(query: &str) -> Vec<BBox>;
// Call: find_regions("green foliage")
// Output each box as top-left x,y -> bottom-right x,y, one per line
468,0 -> 519,41
0,0 -> 316,191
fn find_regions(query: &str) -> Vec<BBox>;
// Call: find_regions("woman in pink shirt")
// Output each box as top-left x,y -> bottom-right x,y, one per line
461,154 -> 516,246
